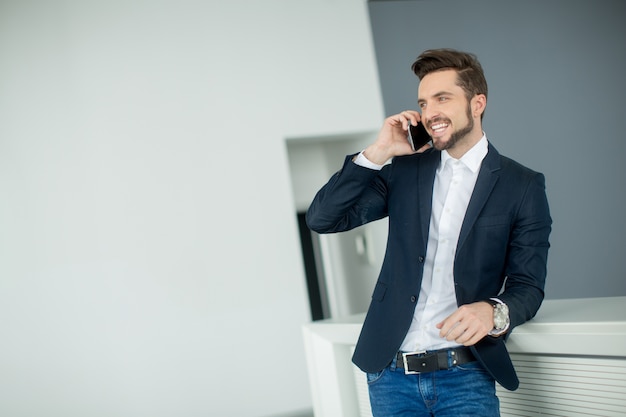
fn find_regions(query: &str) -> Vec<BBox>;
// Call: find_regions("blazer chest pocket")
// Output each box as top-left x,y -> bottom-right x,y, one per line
472,215 -> 511,249
474,214 -> 510,228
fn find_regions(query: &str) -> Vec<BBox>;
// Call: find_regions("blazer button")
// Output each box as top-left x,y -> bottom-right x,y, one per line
410,295 -> 417,303
418,256 -> 425,263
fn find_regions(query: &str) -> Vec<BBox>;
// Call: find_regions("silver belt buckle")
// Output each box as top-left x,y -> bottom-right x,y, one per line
402,350 -> 426,375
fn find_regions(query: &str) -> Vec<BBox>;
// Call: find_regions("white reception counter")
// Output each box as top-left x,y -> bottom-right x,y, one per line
302,296 -> 626,417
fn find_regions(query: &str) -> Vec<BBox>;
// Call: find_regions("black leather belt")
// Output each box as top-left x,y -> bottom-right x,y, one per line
396,347 -> 475,375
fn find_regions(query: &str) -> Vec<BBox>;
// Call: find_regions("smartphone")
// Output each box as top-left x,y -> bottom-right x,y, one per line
407,122 -> 431,151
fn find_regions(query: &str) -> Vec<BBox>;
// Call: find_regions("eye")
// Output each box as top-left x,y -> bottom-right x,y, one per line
418,102 -> 426,109
438,96 -> 449,102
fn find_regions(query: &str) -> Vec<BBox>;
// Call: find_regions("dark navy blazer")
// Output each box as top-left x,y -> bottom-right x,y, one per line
306,143 -> 552,391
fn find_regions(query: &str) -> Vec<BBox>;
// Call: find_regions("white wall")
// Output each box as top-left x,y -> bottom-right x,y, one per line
0,1 -> 384,416
287,133 -> 388,319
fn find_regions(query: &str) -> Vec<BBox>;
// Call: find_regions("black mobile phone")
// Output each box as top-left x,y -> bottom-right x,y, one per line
407,122 -> 431,151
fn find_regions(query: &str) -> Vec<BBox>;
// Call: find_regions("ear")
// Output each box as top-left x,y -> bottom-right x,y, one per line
472,94 -> 487,118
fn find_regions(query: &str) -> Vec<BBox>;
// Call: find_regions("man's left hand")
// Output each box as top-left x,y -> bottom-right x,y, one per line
436,302 -> 494,346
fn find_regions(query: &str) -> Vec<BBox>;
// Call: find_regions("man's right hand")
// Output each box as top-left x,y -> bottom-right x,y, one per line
362,110 -> 429,165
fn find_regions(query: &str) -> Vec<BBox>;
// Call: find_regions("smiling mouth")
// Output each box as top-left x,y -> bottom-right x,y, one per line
429,121 -> 449,135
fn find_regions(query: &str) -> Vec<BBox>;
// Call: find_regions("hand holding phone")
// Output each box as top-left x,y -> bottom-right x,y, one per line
407,122 -> 431,151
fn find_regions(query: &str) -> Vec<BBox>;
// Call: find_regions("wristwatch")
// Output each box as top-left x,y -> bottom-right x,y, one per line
487,298 -> 510,335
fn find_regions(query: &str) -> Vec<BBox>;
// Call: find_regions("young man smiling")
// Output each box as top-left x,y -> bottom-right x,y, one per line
306,49 -> 552,416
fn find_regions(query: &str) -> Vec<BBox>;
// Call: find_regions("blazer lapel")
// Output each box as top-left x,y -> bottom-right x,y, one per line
457,144 -> 501,253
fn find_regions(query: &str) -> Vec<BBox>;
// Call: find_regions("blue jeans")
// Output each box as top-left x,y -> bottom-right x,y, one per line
366,352 -> 500,417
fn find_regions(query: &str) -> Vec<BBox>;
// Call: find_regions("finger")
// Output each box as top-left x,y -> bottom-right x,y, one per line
437,310 -> 462,337
441,321 -> 465,341
399,110 -> 420,129
436,319 -> 450,337
454,324 -> 477,344
457,321 -> 490,345
442,315 -> 480,342
460,330 -> 484,346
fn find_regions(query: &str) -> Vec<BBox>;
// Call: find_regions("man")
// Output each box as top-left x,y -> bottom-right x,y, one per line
306,49 -> 551,416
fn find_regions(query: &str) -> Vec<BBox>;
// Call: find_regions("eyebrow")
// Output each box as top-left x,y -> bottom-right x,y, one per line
417,90 -> 453,104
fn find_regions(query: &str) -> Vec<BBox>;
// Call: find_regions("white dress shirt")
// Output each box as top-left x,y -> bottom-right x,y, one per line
355,135 -> 489,353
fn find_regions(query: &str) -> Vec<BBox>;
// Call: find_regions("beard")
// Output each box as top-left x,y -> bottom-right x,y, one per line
431,104 -> 474,151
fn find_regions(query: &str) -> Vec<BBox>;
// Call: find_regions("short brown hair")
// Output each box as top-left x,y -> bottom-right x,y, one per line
411,48 -> 488,103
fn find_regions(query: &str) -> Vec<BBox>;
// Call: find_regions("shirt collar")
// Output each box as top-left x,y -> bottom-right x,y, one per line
440,133 -> 488,174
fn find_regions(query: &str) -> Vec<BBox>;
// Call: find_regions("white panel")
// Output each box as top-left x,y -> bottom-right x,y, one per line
350,346 -> 374,417
354,371 -> 373,417
498,354 -> 626,417
303,297 -> 626,417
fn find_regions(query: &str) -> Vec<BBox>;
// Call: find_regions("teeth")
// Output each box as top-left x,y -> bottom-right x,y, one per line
431,123 -> 448,131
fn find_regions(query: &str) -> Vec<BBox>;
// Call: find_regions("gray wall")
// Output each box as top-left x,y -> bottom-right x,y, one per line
368,0 -> 626,299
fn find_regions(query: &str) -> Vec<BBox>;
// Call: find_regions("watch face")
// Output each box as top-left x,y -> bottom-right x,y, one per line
493,304 -> 510,330
494,314 -> 506,329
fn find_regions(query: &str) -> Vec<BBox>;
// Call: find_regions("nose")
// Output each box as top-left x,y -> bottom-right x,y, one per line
419,101 -> 440,125
421,107 -> 437,127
